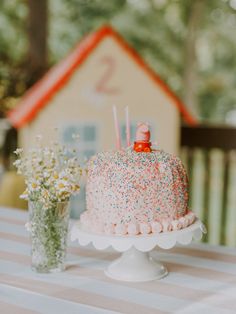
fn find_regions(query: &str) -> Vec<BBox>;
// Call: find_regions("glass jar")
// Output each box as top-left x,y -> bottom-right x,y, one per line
29,200 -> 70,273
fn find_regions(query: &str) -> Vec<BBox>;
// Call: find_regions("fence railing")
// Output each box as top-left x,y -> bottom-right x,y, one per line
180,125 -> 236,247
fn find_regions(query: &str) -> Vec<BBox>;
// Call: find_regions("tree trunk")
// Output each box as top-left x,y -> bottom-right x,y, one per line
183,0 -> 204,118
27,0 -> 48,85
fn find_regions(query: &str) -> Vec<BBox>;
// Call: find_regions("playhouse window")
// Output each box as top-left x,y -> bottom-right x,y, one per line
84,149 -> 96,159
63,126 -> 77,143
83,125 -> 96,142
61,124 -> 98,158
61,123 -> 99,218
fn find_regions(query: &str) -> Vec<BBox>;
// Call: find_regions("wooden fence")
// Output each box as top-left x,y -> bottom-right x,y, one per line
180,125 -> 236,247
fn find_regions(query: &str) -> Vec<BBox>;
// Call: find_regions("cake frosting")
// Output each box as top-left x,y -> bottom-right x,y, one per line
81,147 -> 196,235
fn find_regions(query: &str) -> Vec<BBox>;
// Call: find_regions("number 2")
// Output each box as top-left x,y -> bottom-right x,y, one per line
95,56 -> 120,94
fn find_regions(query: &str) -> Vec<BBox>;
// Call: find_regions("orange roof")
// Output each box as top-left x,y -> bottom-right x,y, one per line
7,25 -> 197,128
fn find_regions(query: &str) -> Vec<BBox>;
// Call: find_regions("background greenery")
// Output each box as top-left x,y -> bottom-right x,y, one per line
0,0 -> 236,122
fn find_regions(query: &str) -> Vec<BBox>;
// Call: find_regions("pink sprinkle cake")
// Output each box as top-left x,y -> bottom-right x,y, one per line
80,123 -> 195,235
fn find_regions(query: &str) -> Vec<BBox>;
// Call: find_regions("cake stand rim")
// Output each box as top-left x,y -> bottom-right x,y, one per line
70,218 -> 205,252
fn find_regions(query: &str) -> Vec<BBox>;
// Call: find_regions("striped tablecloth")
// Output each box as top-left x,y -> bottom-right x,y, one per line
0,207 -> 236,314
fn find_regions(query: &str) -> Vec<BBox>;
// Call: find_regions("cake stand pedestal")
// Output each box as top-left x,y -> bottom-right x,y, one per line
71,219 -> 205,282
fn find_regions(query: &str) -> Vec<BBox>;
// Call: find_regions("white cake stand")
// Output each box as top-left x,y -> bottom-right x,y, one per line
71,219 -> 205,282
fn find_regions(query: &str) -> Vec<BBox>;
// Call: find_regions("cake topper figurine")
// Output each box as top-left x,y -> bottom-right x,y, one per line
133,122 -> 152,152
112,106 -> 151,152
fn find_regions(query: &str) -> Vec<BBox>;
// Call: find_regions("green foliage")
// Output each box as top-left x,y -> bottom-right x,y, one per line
197,0 -> 236,121
0,0 -> 236,122
0,0 -> 28,114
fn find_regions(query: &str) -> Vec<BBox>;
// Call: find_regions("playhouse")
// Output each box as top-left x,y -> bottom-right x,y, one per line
8,25 -> 196,155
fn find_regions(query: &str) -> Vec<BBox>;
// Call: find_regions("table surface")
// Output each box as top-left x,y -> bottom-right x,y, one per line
0,207 -> 236,314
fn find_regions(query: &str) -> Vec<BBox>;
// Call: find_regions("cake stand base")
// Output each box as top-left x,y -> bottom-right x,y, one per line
71,219 -> 205,282
105,247 -> 168,282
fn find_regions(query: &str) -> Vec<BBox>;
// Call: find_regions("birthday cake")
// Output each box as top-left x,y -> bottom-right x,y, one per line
81,122 -> 195,235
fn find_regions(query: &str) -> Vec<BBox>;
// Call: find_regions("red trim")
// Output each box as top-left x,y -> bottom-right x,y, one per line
7,25 -> 197,128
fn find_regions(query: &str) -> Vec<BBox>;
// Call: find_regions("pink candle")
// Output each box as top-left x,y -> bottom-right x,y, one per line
125,106 -> 131,147
112,105 -> 121,150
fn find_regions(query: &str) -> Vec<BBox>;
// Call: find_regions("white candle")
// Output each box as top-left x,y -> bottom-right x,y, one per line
125,106 -> 131,147
112,105 -> 121,150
